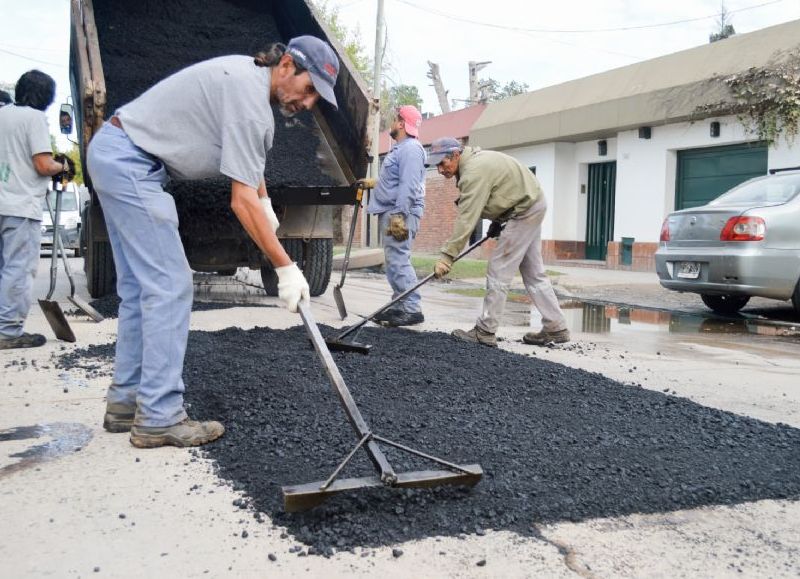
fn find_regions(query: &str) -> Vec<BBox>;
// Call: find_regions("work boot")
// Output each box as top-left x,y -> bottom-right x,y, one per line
380,311 -> 424,327
103,401 -> 136,433
0,333 -> 46,350
373,307 -> 402,323
129,418 -> 225,448
523,328 -> 571,346
451,326 -> 497,348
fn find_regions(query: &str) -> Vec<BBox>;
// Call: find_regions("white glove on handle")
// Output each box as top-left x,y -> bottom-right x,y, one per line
260,196 -> 280,232
275,262 -> 310,313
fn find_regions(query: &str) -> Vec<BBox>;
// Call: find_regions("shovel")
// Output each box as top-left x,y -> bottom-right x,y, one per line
325,224 -> 505,354
281,301 -> 482,512
332,179 -> 374,320
44,193 -> 104,323
39,186 -> 76,342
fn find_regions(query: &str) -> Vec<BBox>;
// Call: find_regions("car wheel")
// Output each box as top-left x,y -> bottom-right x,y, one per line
700,294 -> 750,315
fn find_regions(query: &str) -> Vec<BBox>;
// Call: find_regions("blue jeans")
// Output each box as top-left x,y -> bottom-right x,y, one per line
0,215 -> 41,338
379,212 -> 421,314
87,123 -> 191,427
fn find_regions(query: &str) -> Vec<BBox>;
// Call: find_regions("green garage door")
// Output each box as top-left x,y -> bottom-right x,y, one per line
676,143 -> 767,210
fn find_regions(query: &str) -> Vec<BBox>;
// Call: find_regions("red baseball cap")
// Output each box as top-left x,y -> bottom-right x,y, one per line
398,105 -> 422,137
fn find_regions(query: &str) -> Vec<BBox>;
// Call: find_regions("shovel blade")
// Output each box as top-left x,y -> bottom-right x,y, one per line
282,464 -> 483,512
324,337 -> 371,355
39,299 -> 76,342
332,285 -> 347,320
67,295 -> 105,323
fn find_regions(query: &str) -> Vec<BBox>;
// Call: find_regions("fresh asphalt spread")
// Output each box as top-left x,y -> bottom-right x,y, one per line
68,295 -> 276,320
57,324 -> 800,556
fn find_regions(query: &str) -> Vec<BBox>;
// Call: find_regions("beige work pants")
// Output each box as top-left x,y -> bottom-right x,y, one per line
476,198 -> 567,334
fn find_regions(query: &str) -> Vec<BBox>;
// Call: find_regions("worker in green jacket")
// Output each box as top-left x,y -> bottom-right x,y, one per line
428,137 -> 569,347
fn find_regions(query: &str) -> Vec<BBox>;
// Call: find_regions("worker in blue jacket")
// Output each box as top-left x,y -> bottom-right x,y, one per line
367,105 -> 426,327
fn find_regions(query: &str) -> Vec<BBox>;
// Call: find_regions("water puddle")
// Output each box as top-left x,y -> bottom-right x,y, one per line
0,422 -> 93,479
506,299 -> 800,339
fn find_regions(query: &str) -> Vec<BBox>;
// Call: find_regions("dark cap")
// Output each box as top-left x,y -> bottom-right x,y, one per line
287,35 -> 339,109
426,137 -> 462,166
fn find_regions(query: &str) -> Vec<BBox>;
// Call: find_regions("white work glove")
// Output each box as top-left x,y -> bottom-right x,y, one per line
260,196 -> 280,232
275,262 -> 310,313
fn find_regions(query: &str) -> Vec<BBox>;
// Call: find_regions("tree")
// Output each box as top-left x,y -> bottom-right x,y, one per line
710,2 -> 736,43
312,1 -> 373,84
477,78 -> 530,103
380,84 -> 424,128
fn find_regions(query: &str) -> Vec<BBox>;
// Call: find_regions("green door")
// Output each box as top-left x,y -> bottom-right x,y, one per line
676,143 -> 767,210
585,162 -> 616,261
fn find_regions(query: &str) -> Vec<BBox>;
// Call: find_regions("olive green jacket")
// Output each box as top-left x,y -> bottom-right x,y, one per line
440,146 -> 542,262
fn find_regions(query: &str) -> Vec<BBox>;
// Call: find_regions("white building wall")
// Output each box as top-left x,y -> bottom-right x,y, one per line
498,143 -> 557,238
497,116 -> 798,246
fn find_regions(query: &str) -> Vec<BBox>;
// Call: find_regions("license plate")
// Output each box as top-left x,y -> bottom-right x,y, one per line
676,261 -> 700,279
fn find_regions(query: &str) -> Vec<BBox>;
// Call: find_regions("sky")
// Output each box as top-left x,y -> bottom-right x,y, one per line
1,0 -> 799,149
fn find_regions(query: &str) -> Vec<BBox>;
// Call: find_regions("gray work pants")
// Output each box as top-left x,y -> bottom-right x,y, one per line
0,215 -> 41,338
476,198 -> 567,334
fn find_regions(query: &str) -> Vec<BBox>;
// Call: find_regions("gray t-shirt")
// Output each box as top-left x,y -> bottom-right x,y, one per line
118,55 -> 274,189
0,105 -> 52,220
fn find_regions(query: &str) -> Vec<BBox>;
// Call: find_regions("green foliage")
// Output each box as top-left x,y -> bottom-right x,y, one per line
695,52 -> 800,145
312,0 -> 373,84
380,84 -> 423,129
709,24 -> 735,43
479,78 -> 530,103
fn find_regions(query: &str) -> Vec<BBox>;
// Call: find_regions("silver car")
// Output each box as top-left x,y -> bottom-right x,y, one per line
656,167 -> 800,315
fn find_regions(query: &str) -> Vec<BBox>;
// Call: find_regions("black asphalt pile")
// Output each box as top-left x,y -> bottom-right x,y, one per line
71,294 -> 275,320
93,0 -> 339,238
60,324 -> 800,554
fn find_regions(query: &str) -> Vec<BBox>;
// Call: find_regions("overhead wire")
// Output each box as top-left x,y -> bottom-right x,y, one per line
394,0 -> 785,34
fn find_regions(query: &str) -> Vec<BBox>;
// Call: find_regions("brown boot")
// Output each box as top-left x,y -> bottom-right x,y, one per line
452,326 -> 498,347
130,418 -> 225,448
103,401 -> 136,433
523,328 -> 570,345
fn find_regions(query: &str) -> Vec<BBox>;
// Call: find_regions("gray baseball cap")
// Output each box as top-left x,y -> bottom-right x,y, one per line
287,36 -> 339,109
426,137 -> 462,166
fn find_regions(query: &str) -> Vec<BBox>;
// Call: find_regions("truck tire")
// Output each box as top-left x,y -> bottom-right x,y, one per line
260,238 -> 332,298
84,210 -> 116,298
74,225 -> 83,258
792,279 -> 800,316
700,293 -> 749,315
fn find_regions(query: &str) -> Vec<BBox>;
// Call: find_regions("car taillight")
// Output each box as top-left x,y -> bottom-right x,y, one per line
659,218 -> 670,242
720,216 -> 766,241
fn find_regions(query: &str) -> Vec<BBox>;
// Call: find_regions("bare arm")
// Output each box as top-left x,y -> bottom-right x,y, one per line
257,179 -> 268,199
32,153 -> 67,177
230,180 -> 291,267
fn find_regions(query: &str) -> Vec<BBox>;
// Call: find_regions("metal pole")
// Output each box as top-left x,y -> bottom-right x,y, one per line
370,0 -> 385,181
367,0 -> 385,247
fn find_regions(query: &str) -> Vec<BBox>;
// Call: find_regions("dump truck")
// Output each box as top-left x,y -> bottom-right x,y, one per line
69,0 -> 372,298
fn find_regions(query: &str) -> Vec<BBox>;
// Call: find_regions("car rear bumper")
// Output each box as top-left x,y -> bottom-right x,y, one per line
655,245 -> 800,300
41,226 -> 80,250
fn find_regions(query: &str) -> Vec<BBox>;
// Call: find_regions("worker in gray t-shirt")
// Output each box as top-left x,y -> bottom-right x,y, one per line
86,35 -> 340,449
0,70 -> 72,350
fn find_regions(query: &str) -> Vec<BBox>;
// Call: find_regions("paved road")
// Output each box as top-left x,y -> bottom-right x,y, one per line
0,259 -> 798,577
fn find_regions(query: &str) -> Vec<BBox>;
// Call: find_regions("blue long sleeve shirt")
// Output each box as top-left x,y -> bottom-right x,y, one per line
367,137 -> 426,217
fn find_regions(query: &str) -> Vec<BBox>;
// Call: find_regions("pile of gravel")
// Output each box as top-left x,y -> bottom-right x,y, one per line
61,324 -> 800,555
67,295 -> 275,320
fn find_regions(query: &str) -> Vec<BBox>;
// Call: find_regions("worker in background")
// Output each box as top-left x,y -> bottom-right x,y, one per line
86,36 -> 340,448
428,137 -> 570,347
367,105 -> 426,327
0,91 -> 12,107
0,70 -> 72,350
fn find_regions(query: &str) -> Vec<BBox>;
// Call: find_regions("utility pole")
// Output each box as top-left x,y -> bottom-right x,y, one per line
370,0 -> 385,181
366,0 -> 385,247
427,61 -> 451,115
468,60 -> 491,105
